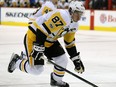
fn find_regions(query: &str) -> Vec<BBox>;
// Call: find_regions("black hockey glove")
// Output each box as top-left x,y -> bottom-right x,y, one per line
71,52 -> 85,74
31,43 -> 45,65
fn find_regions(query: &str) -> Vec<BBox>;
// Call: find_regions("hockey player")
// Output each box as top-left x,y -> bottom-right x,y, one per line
8,1 -> 85,87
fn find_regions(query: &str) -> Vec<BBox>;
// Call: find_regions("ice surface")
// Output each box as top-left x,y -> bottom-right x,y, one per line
0,25 -> 116,87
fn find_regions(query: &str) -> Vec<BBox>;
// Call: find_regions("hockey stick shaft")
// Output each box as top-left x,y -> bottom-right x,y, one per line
48,59 -> 98,87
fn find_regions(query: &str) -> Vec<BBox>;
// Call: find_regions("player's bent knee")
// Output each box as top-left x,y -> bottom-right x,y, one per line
29,65 -> 44,75
53,54 -> 68,68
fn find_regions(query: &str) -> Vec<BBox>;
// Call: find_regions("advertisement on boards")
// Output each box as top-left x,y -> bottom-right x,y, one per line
94,10 -> 116,31
1,8 -> 35,26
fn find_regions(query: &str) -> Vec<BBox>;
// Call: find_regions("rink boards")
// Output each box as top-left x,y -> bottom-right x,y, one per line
0,7 -> 116,31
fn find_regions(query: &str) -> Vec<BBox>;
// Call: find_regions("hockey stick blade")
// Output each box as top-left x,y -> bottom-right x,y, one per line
48,59 -> 98,87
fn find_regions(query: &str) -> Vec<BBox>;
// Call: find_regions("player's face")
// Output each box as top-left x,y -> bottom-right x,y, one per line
72,11 -> 83,22
52,0 -> 58,5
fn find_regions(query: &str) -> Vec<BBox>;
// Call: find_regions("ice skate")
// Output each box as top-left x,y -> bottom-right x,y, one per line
50,73 -> 69,87
8,53 -> 20,73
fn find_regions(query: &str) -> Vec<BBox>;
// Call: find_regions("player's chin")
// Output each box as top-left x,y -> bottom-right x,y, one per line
73,19 -> 80,22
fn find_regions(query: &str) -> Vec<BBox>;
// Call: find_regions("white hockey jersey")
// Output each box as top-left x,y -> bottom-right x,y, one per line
29,9 -> 79,48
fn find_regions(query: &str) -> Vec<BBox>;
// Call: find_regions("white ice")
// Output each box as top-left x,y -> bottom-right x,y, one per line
0,25 -> 116,87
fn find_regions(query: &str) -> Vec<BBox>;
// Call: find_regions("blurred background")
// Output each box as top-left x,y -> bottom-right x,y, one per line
0,0 -> 116,10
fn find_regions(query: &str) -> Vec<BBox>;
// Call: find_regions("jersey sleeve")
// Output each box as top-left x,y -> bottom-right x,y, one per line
64,22 -> 79,57
29,1 -> 56,21
64,32 -> 78,57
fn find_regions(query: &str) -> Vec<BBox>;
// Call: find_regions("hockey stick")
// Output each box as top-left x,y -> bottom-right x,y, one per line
47,59 -> 98,87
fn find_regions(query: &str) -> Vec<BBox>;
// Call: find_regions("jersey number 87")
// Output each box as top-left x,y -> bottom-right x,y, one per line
52,16 -> 64,27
